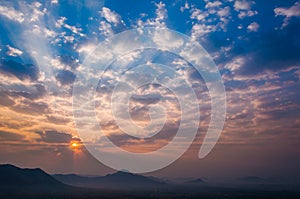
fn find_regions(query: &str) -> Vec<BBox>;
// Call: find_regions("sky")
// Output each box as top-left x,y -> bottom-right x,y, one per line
0,0 -> 300,181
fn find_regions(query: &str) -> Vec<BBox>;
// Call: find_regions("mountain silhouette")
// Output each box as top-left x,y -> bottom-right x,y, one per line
0,164 -> 63,186
185,178 -> 205,184
239,176 -> 266,183
53,171 -> 165,188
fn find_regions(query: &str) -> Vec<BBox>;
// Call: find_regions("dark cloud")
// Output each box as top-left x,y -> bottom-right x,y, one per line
11,100 -> 49,115
0,60 -> 39,81
107,121 -> 180,152
0,130 -> 25,141
260,108 -> 300,121
59,55 -> 79,70
224,79 -> 253,91
55,69 -> 76,85
99,120 -> 119,131
0,92 -> 15,106
35,130 -> 72,143
131,93 -> 162,105
46,115 -> 70,125
188,67 -> 205,82
8,84 -> 47,100
129,105 -> 151,121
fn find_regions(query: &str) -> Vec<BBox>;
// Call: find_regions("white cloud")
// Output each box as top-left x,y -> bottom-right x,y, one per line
63,35 -> 75,43
189,4 -> 231,39
0,5 -> 24,23
247,22 -> 259,32
217,6 -> 231,17
99,21 -> 113,37
238,10 -> 258,19
77,43 -> 97,57
190,8 -> 208,22
224,56 -> 245,71
155,2 -> 167,22
274,2 -> 300,17
234,0 -> 257,19
191,23 -> 217,39
234,0 -> 254,11
6,45 -> 23,57
29,2 -> 47,22
274,2 -> 300,28
64,24 -> 85,37
100,7 -> 123,25
180,1 -> 189,12
205,1 -> 222,9
55,16 -> 66,28
55,16 -> 85,37
134,2 -> 167,29
51,0 -> 59,4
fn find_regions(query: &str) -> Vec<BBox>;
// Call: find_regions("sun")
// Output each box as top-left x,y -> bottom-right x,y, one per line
70,140 -> 81,151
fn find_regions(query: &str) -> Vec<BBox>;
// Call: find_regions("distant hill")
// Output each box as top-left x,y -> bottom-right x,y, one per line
0,164 -> 64,187
185,178 -> 205,184
239,176 -> 266,183
53,171 -> 165,188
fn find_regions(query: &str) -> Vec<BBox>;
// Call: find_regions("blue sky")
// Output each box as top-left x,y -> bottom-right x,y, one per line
0,0 -> 300,180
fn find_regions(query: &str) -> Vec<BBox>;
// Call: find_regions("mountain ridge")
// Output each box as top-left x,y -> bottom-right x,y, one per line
0,164 -> 64,186
53,170 -> 165,188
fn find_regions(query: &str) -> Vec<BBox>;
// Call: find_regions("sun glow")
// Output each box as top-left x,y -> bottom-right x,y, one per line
70,140 -> 81,152
72,142 -> 77,148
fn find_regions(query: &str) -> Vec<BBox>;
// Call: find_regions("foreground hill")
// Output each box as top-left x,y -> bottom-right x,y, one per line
0,164 -> 63,187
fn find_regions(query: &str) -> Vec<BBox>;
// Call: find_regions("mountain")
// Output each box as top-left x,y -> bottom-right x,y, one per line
0,164 -> 64,187
53,171 -> 165,188
239,176 -> 266,183
185,178 -> 205,184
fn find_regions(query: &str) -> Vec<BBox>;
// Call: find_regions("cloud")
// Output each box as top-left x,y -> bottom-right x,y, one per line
0,93 -> 15,107
0,130 -> 25,141
77,43 -> 97,56
100,7 -> 123,25
180,1 -> 189,12
55,69 -> 76,86
238,10 -> 258,19
6,45 -> 23,57
106,121 -> 179,153
99,20 -> 113,37
217,6 -> 231,17
155,2 -> 167,22
59,55 -> 79,70
8,84 -> 47,100
190,8 -> 208,22
0,5 -> 24,23
46,115 -> 71,125
223,18 -> 300,75
98,7 -> 126,37
274,2 -> 300,28
11,100 -> 49,115
189,3 -> 232,39
55,16 -> 85,37
134,1 -> 167,29
35,130 -> 72,143
191,23 -> 217,39
234,0 -> 254,11
247,22 -> 260,32
131,93 -> 162,105
233,0 -> 257,19
51,0 -> 58,4
0,60 -> 39,81
205,1 -> 222,9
